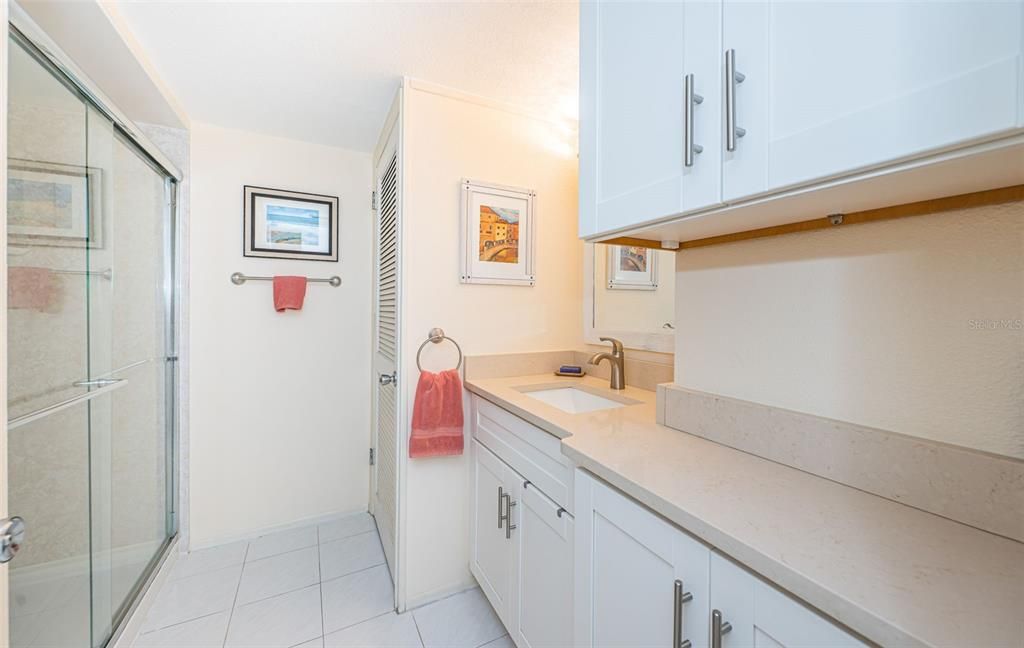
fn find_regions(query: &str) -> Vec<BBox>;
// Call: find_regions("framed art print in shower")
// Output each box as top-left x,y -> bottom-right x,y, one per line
243,185 -> 339,261
8,158 -> 103,248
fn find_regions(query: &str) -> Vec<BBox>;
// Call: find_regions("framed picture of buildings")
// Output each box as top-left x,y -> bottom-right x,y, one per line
460,179 -> 535,286
607,245 -> 658,290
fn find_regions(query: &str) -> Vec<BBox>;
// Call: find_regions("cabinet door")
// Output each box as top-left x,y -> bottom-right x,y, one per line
471,439 -> 518,626
710,553 -> 865,648
722,0 -> 1024,202
514,484 -> 573,648
579,1 -> 721,238
575,470 -> 709,648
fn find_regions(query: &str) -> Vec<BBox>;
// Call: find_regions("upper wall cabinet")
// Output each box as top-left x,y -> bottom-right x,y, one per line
579,0 -> 1024,241
579,1 -> 723,238
723,0 -> 1024,201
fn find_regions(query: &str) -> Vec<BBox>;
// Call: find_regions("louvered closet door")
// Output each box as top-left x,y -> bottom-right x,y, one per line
372,123 -> 400,581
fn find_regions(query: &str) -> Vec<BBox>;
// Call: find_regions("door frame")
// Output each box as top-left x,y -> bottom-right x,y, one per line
370,90 -> 403,608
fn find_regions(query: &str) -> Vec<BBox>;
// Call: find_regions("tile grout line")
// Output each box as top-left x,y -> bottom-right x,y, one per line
318,528 -> 378,549
220,542 -> 251,648
246,540 -> 320,565
231,580 -> 327,611
317,524 -> 327,646
410,608 -> 427,648
137,610 -> 227,638
319,560 -> 387,588
138,561 -> 247,635
223,556 -> 385,613
163,559 -> 247,584
329,608 -> 395,635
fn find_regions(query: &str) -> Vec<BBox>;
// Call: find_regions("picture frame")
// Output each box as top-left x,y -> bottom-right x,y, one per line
607,245 -> 658,290
7,158 -> 103,248
243,185 -> 339,262
460,179 -> 535,286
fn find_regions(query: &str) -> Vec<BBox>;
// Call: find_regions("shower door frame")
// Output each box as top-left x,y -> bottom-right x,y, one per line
4,4 -> 184,646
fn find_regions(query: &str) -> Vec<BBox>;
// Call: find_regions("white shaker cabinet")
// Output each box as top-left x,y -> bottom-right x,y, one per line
469,399 -> 575,648
578,0 -> 722,238
579,0 -> 1024,240
723,0 -> 1024,202
574,470 -> 710,648
471,439 -> 520,629
575,469 -> 866,648
709,553 -> 867,648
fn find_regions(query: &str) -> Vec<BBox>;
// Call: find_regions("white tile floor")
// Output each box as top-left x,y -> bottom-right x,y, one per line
133,513 -> 509,648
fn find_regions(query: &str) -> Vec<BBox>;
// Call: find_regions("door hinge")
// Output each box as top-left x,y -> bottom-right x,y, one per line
369,448 -> 376,466
371,190 -> 378,211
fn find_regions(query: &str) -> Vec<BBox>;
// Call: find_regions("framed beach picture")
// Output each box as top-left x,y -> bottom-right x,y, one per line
8,158 -> 103,248
607,245 -> 658,290
460,179 -> 535,286
243,185 -> 339,261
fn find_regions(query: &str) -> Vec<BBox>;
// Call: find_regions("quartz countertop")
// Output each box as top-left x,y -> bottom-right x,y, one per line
464,374 -> 1024,648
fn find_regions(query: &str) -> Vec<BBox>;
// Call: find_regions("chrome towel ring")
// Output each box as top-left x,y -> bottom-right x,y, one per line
416,327 -> 463,372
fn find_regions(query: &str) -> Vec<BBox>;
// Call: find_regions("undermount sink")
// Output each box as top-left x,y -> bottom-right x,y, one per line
517,385 -> 639,414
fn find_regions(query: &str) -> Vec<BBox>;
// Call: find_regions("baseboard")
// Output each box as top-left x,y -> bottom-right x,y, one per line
188,507 -> 370,552
402,576 -> 478,613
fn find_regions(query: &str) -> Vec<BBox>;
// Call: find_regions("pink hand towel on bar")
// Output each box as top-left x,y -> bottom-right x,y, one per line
409,369 -> 464,458
8,266 -> 60,312
273,276 -> 307,312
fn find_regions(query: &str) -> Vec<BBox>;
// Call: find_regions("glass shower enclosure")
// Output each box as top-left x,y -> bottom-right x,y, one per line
6,22 -> 178,648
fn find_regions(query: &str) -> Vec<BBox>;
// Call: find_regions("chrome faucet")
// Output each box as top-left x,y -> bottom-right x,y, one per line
589,337 -> 626,390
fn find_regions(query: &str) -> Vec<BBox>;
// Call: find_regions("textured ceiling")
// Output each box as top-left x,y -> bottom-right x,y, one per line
112,1 -> 579,152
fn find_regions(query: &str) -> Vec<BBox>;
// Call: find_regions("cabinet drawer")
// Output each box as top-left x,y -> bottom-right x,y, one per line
472,396 -> 574,513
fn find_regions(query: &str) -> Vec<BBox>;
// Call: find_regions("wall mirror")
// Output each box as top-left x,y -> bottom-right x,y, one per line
584,243 -> 675,353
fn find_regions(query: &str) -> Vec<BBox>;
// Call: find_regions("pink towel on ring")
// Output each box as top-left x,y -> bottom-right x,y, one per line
8,266 -> 60,312
273,276 -> 307,312
409,369 -> 464,458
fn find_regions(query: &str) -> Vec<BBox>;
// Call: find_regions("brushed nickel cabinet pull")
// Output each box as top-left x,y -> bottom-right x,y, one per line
711,609 -> 733,648
498,486 -> 505,530
504,492 -> 517,539
684,74 -> 704,167
673,580 -> 695,648
725,49 -> 746,152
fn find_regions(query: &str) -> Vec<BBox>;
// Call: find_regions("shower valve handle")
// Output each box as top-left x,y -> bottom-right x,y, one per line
0,516 -> 26,563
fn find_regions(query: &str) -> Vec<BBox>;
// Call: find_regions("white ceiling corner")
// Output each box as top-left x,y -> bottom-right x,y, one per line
112,0 -> 580,153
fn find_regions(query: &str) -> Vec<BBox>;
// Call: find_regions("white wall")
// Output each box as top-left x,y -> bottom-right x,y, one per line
399,81 -> 581,606
189,122 -> 373,547
675,201 -> 1024,459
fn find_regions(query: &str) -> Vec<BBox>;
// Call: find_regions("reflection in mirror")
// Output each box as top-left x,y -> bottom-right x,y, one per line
589,243 -> 676,350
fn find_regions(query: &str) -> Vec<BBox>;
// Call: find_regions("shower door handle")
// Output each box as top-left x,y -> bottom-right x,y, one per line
0,516 -> 26,563
72,378 -> 124,388
7,379 -> 128,431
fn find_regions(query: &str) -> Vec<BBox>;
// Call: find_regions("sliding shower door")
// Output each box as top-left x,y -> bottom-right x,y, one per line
6,26 -> 177,648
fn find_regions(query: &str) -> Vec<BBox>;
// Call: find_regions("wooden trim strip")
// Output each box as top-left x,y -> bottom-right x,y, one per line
597,236 -> 668,251
600,184 -> 1024,252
